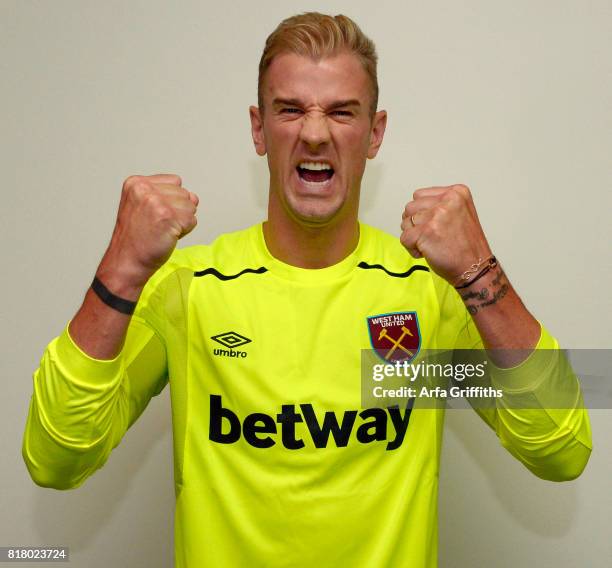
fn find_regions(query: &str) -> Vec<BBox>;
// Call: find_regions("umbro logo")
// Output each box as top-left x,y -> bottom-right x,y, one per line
212,331 -> 251,349
211,331 -> 251,358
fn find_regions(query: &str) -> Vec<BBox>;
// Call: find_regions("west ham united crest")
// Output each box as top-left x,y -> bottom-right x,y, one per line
367,312 -> 421,363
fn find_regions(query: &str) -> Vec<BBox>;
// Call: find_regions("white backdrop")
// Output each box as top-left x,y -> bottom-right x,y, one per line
1,1 -> 610,566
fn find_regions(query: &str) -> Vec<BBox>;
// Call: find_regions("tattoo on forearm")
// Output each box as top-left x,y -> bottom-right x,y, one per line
460,268 -> 508,315
460,287 -> 489,302
491,269 -> 503,286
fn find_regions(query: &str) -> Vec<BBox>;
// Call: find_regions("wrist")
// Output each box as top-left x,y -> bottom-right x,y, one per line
457,262 -> 497,292
96,253 -> 150,301
456,264 -> 509,317
454,255 -> 497,289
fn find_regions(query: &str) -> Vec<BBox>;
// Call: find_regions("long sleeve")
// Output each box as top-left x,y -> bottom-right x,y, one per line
453,315 -> 592,481
22,263 -> 172,490
432,275 -> 593,482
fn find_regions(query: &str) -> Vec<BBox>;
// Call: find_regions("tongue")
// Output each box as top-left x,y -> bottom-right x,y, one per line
299,168 -> 333,183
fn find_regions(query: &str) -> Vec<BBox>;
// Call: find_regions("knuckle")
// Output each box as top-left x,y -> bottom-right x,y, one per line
154,203 -> 174,220
122,176 -> 140,195
123,175 -> 141,189
443,192 -> 462,209
452,184 -> 471,198
141,189 -> 159,206
422,222 -> 435,238
433,204 -> 447,216
128,179 -> 153,198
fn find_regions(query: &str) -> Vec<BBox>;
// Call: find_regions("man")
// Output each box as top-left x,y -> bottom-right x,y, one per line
23,12 -> 591,567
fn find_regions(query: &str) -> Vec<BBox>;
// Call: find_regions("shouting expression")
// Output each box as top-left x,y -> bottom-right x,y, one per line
250,51 -> 387,227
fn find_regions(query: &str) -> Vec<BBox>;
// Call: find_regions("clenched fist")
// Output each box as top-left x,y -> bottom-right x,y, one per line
400,184 -> 492,285
98,173 -> 199,294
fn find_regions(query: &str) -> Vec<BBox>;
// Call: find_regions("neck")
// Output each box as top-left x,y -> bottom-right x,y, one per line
263,210 -> 359,269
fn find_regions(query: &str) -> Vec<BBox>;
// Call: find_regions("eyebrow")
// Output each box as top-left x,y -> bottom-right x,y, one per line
272,98 -> 362,110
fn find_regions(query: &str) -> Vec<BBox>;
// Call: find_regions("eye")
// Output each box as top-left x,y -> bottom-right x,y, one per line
330,110 -> 353,117
281,107 -> 303,114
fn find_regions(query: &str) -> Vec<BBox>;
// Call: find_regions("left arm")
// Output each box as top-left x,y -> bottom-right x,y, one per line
400,184 -> 592,479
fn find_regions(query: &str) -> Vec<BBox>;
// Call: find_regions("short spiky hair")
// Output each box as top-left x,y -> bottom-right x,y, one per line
258,12 -> 379,116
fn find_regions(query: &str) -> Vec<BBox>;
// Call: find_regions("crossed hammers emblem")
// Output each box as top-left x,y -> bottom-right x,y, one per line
378,326 -> 415,360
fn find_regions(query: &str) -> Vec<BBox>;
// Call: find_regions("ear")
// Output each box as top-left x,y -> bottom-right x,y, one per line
367,110 -> 387,159
249,106 -> 267,156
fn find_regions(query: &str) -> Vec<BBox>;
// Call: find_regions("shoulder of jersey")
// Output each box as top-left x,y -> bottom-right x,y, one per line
359,223 -> 431,276
161,225 -> 260,276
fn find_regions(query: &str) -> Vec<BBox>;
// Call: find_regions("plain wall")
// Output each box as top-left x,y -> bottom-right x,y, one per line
1,1 -> 610,566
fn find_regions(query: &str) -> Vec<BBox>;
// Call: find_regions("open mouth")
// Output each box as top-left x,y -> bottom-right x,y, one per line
296,161 -> 335,184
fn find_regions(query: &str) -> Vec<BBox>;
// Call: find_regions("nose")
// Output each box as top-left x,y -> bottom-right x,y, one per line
299,112 -> 331,149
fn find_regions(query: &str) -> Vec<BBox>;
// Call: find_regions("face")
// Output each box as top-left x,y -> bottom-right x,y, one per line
250,51 -> 387,227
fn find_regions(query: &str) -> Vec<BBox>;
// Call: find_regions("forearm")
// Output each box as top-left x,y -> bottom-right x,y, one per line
457,264 -> 540,367
69,250 -> 148,360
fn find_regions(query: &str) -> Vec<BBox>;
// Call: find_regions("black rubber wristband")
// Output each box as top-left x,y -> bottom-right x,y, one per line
91,276 -> 137,315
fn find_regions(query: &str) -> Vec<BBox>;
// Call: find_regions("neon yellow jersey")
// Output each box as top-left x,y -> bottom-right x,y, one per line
23,223 -> 592,567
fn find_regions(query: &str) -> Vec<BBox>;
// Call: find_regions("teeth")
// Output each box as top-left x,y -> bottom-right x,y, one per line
298,161 -> 332,171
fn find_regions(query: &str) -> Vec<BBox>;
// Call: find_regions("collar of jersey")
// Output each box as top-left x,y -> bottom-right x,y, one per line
253,222 -> 366,283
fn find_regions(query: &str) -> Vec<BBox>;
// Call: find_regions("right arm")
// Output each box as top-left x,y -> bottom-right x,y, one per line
22,174 -> 199,489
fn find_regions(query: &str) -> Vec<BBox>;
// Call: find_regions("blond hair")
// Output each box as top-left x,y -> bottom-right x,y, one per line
258,12 -> 379,115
